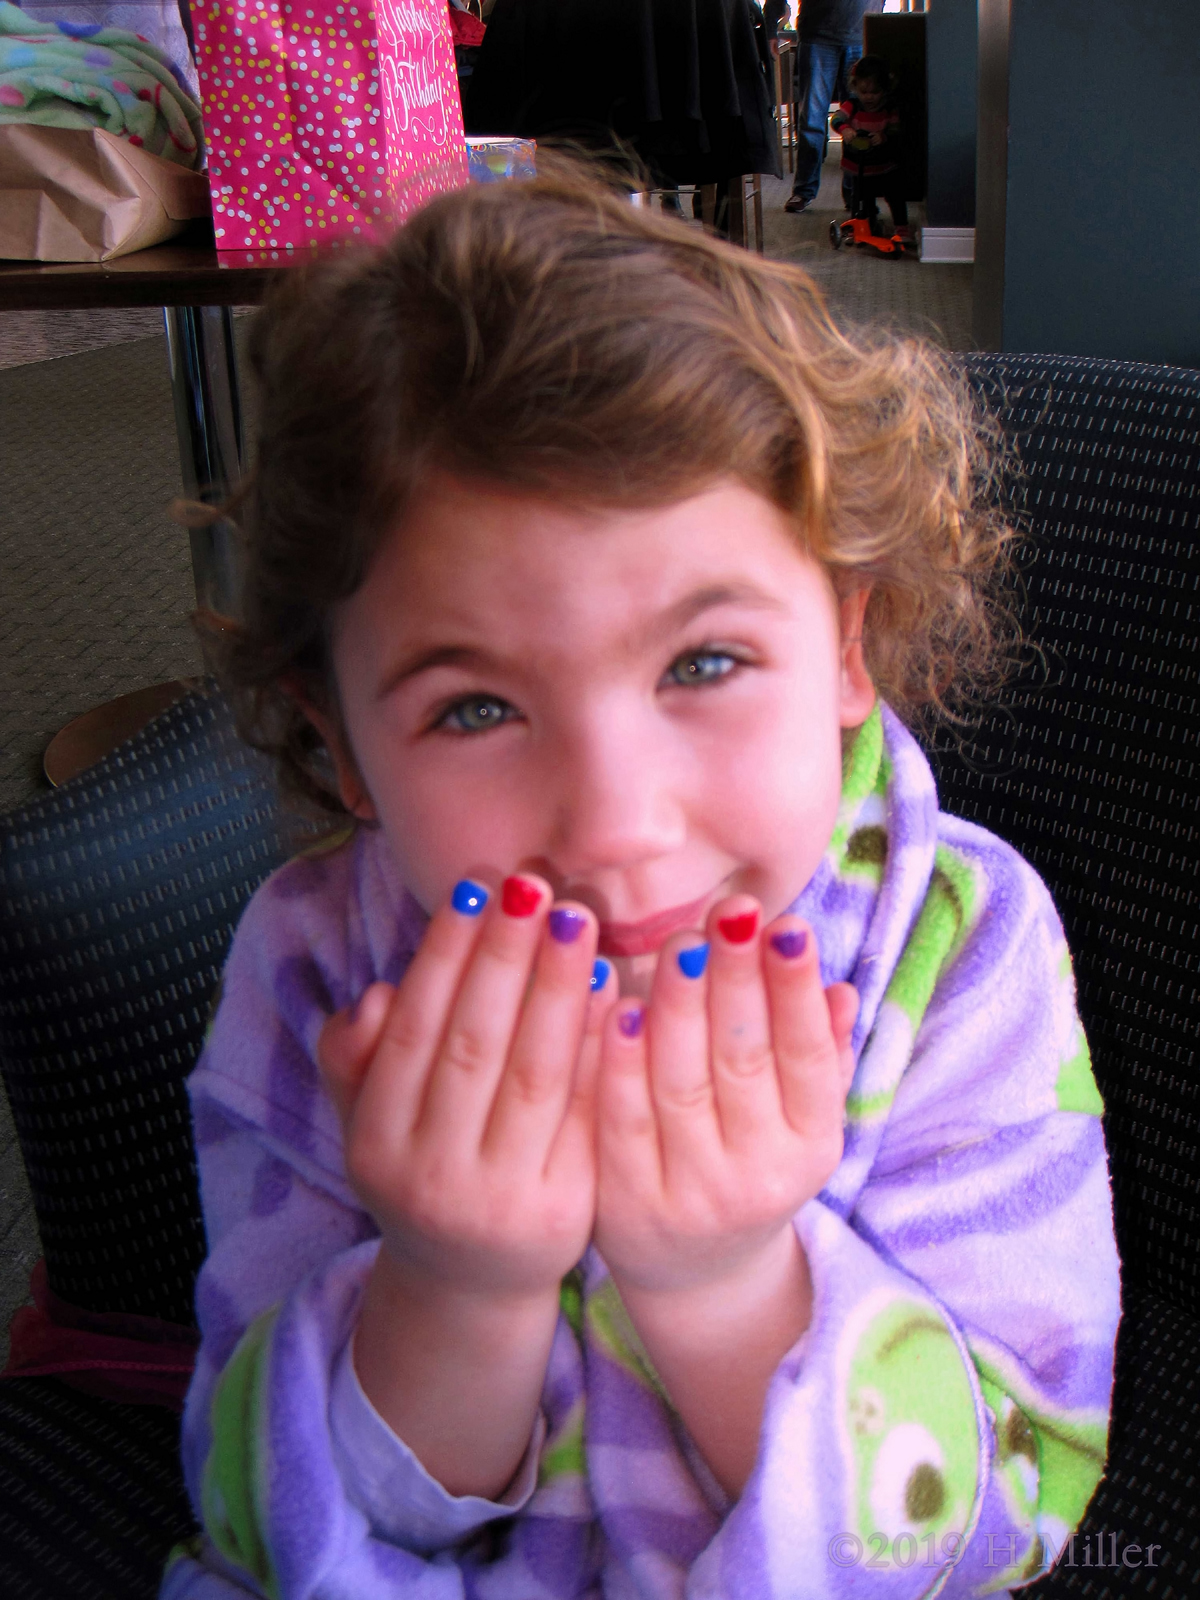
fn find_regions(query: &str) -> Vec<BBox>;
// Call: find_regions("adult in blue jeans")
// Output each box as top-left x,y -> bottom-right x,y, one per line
784,0 -> 883,213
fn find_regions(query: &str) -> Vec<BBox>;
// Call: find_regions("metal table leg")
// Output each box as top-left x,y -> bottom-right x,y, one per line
163,304 -> 245,618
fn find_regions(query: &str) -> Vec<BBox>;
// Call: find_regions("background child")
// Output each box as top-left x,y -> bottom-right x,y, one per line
164,170 -> 1118,1598
832,54 -> 911,241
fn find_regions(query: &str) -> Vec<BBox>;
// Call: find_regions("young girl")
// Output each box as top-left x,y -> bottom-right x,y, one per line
165,169 -> 1119,1599
832,57 -> 910,242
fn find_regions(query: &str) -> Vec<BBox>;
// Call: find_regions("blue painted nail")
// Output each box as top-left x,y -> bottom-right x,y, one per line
549,907 -> 587,944
770,929 -> 808,960
676,942 -> 709,980
451,879 -> 489,916
618,1004 -> 645,1039
591,957 -> 612,991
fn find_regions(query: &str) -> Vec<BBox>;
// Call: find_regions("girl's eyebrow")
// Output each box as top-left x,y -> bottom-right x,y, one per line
377,644 -> 495,697
640,582 -> 789,648
378,582 -> 787,695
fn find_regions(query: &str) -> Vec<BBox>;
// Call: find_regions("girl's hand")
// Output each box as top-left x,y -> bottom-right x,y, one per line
317,874 -> 612,1302
593,895 -> 857,1299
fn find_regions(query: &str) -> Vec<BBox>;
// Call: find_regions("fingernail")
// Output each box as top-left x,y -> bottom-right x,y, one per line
549,907 -> 587,944
591,957 -> 612,991
770,929 -> 808,959
451,878 -> 489,916
717,910 -> 758,944
617,1003 -> 645,1039
677,942 -> 709,980
501,876 -> 542,917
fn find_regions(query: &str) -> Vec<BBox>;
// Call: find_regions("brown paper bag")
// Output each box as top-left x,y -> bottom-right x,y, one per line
0,125 -> 211,262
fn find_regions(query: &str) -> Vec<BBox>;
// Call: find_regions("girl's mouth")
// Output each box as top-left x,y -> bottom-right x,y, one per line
597,891 -> 714,958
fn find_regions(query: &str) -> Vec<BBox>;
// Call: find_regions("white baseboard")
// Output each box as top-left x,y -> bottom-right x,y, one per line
919,227 -> 975,263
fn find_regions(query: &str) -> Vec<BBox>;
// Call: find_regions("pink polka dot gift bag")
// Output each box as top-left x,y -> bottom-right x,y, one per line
192,0 -> 468,250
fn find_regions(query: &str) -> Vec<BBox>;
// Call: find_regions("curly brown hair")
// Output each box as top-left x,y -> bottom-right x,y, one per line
199,161 -> 1016,818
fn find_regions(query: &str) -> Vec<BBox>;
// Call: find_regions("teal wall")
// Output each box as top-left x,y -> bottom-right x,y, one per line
1001,0 -> 1200,364
925,0 -> 976,227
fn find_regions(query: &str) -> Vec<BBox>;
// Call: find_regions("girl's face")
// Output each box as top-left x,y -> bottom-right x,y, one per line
321,476 -> 875,991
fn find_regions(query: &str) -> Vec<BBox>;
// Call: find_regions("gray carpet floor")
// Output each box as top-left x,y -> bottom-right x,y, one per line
760,169 -> 972,350
0,333 -> 206,816
0,147 -> 972,1358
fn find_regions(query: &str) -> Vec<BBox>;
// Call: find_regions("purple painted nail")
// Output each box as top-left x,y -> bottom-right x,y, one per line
548,906 -> 587,944
770,929 -> 808,960
617,1005 -> 645,1040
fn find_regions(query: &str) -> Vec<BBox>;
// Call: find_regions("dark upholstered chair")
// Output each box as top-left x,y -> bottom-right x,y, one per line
0,354 -> 1197,1598
938,354 -> 1200,1596
0,689 -> 292,1598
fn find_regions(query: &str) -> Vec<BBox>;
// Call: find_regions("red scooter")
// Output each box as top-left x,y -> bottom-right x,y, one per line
829,139 -> 913,257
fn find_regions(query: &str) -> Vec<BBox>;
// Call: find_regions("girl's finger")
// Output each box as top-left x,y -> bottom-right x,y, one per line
825,981 -> 860,1096
416,873 -> 553,1150
762,917 -> 847,1140
352,875 -> 495,1141
644,929 -> 723,1174
596,997 -> 661,1190
567,956 -> 618,1124
485,904 -> 602,1166
704,896 -> 785,1148
317,981 -> 394,1127
545,957 -> 615,1188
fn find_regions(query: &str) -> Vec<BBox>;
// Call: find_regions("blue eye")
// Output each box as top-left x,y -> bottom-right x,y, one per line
664,650 -> 739,687
436,695 -> 518,734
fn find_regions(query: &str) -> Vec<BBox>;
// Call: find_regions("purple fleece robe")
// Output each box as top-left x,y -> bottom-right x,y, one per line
162,706 -> 1119,1600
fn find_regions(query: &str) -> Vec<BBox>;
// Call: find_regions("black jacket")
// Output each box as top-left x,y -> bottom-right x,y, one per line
465,0 -> 782,185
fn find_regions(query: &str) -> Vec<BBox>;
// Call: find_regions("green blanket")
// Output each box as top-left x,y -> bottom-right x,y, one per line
0,0 -> 202,167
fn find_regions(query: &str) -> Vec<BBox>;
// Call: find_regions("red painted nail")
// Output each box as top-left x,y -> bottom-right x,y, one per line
717,911 -> 758,944
501,876 -> 542,917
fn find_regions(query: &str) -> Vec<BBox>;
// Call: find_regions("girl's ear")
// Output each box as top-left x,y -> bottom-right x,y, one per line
837,587 -> 877,728
282,676 -> 378,823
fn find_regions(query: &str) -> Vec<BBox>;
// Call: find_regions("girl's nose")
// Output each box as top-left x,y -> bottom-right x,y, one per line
545,714 -> 687,874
